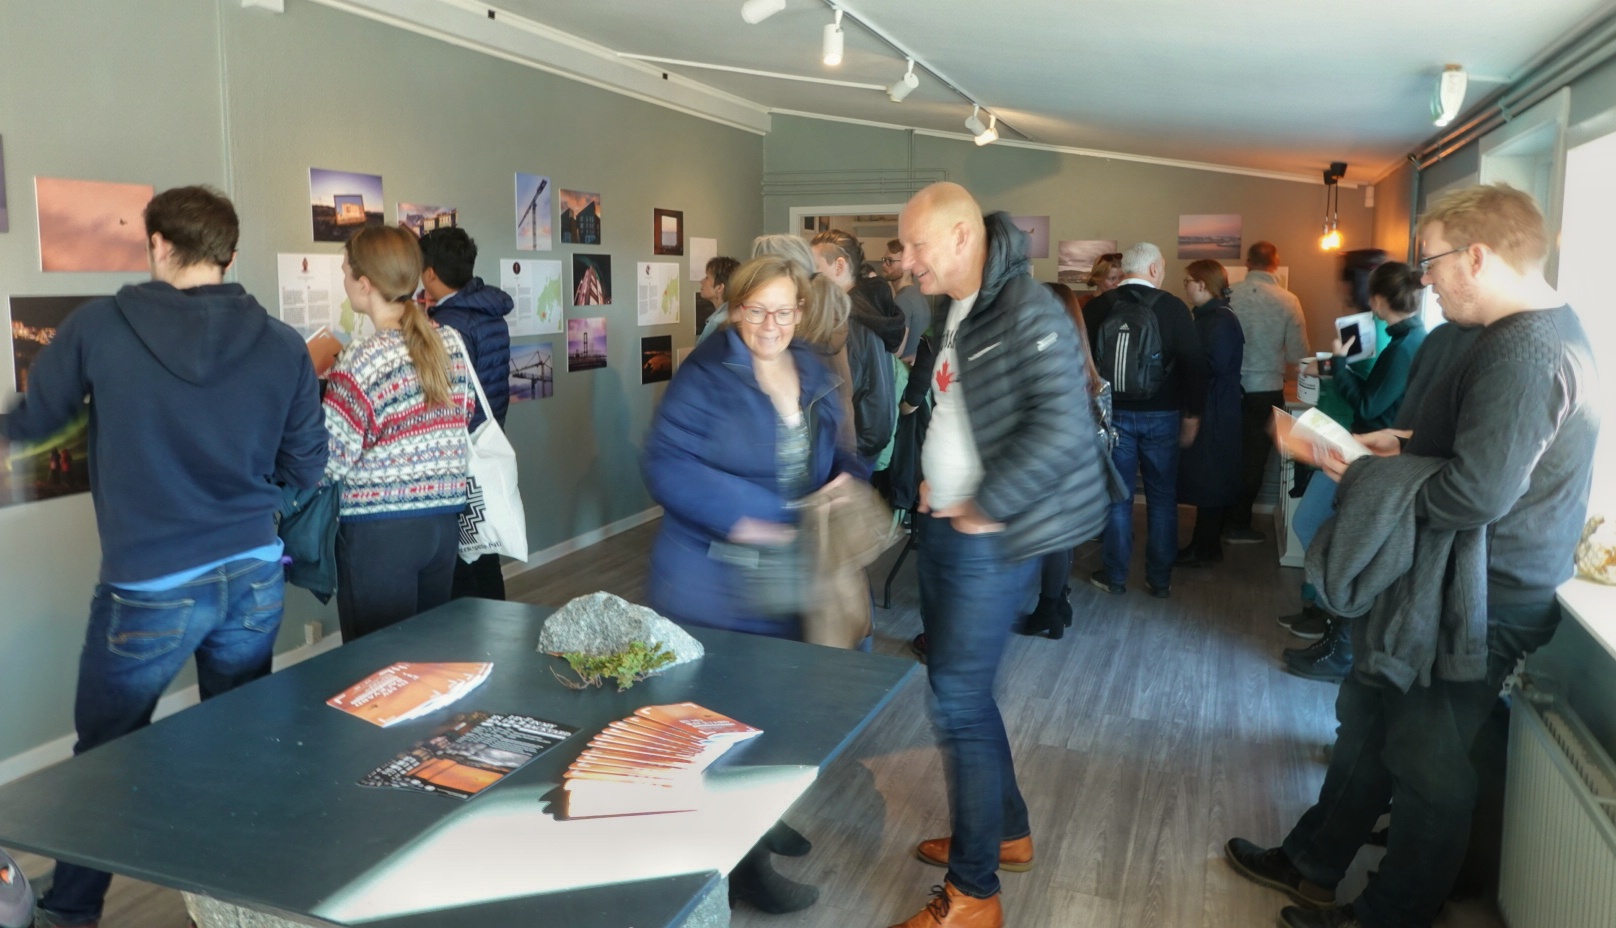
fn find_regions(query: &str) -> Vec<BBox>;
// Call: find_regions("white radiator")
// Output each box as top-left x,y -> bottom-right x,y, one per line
1499,687 -> 1616,928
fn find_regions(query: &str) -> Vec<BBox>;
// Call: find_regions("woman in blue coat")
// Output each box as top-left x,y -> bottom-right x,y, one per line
642,253 -> 861,915
643,254 -> 862,640
1176,259 -> 1245,567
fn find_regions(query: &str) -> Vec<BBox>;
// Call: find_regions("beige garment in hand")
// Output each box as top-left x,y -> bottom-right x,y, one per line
798,479 -> 896,648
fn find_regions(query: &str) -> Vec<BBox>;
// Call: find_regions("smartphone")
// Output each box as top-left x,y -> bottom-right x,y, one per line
1334,312 -> 1376,363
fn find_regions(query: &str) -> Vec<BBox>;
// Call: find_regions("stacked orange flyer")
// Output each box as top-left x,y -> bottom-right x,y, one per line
562,702 -> 762,818
326,662 -> 493,727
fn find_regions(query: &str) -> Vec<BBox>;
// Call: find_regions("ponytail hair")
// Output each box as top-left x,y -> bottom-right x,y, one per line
346,225 -> 454,407
1367,261 -> 1424,318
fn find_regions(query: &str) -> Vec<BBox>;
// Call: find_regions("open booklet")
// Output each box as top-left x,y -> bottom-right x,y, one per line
359,711 -> 576,800
328,662 -> 493,727
1273,407 -> 1371,470
562,703 -> 763,819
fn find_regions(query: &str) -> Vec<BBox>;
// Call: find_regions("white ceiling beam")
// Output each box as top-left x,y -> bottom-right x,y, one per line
305,0 -> 772,135
767,108 -> 1358,187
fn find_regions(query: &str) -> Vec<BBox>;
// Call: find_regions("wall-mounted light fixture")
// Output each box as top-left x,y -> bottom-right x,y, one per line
1432,64 -> 1467,128
1320,162 -> 1347,251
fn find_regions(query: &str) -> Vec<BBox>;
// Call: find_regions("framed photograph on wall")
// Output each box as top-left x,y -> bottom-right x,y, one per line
653,208 -> 684,256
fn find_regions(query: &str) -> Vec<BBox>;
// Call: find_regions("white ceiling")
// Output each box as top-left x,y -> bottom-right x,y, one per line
468,0 -> 1612,180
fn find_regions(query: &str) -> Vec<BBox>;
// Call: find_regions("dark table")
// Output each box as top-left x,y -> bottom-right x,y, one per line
0,599 -> 916,927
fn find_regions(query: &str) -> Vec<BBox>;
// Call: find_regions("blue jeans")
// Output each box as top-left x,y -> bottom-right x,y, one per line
916,514 -> 1037,898
1282,599 -> 1561,928
1293,471 -> 1338,551
1101,409 -> 1181,590
39,558 -> 285,925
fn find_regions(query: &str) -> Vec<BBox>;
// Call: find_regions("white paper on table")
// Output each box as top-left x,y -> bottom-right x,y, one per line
316,764 -> 818,923
687,237 -> 717,282
637,262 -> 681,327
276,253 -> 347,334
502,259 -> 562,336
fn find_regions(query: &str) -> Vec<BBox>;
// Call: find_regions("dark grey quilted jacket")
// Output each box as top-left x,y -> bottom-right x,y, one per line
938,211 -> 1117,560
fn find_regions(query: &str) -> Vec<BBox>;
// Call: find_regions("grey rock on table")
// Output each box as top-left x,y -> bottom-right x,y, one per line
536,592 -> 705,667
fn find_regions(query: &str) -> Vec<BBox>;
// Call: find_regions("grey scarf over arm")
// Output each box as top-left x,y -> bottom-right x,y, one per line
1304,454 -> 1490,692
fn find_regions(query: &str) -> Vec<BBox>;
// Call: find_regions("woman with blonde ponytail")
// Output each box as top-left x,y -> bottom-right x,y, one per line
322,225 -> 475,641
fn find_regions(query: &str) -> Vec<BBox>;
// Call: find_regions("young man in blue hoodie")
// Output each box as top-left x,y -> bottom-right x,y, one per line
1,185 -> 327,928
419,227 -> 514,600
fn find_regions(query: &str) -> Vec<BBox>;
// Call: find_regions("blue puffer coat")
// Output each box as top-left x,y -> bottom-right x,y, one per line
430,278 -> 512,429
643,328 -> 862,638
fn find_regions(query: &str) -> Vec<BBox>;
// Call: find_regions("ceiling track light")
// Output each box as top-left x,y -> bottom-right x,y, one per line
964,104 -> 987,136
822,9 -> 844,66
975,113 -> 998,146
740,0 -> 787,24
887,57 -> 919,102
1432,63 -> 1467,128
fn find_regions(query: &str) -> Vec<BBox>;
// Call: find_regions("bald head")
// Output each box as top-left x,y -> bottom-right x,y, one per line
899,182 -> 987,299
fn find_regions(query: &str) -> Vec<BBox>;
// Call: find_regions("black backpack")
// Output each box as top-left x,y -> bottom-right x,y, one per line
1096,289 -> 1170,400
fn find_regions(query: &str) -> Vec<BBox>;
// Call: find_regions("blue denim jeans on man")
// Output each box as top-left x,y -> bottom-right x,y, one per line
1101,409 -> 1181,590
916,514 -> 1038,899
1281,599 -> 1560,928
39,557 -> 285,926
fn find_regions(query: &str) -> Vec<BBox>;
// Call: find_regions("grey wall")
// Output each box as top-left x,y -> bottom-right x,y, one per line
0,0 -> 762,767
764,115 -> 1376,352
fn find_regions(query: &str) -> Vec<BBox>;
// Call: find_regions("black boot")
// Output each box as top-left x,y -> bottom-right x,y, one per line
1284,618 -> 1353,683
1016,595 -> 1060,638
729,845 -> 818,913
1057,586 -> 1074,628
763,820 -> 812,857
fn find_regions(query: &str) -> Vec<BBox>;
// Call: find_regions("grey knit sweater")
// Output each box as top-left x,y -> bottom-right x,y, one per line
1305,454 -> 1489,691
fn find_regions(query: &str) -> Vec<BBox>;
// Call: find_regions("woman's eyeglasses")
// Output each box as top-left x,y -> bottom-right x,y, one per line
739,303 -> 803,325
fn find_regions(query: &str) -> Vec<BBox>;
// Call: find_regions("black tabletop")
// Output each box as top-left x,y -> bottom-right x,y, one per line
0,599 -> 915,927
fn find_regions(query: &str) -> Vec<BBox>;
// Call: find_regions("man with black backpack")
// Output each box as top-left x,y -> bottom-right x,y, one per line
1085,242 -> 1209,599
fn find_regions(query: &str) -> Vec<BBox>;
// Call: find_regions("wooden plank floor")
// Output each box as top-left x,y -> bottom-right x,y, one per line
8,509 -> 1505,928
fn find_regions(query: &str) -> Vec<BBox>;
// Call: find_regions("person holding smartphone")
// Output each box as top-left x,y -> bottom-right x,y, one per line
1311,262 -> 1427,433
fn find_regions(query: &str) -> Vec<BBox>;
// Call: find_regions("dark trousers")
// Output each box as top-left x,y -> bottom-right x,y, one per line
1101,409 -> 1181,590
40,558 -> 284,925
336,513 -> 459,642
916,514 -> 1037,899
1232,390 -> 1285,530
451,552 -> 507,601
1281,600 -> 1561,928
1187,505 -> 1229,560
1038,548 -> 1073,599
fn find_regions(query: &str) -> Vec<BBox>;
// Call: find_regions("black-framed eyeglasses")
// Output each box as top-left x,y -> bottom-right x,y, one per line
1417,248 -> 1464,274
739,302 -> 803,325
881,256 -> 901,266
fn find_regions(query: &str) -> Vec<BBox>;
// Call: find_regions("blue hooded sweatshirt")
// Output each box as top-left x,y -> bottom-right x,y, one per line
430,277 -> 513,430
1,281 -> 327,585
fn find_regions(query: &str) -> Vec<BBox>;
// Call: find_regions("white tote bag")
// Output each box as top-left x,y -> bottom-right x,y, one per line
457,369 -> 528,562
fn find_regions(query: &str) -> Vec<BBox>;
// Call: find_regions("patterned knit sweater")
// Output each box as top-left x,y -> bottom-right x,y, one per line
322,325 -> 474,522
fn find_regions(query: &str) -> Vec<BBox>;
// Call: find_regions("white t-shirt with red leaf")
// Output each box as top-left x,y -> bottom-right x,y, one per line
922,292 -> 983,511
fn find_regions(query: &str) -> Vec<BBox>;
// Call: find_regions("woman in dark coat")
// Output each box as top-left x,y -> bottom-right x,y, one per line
1176,259 -> 1245,567
642,254 -> 862,915
643,254 -> 863,640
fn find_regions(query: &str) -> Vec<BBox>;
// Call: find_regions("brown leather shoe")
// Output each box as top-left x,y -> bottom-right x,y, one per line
887,883 -> 1002,928
915,834 -> 1033,872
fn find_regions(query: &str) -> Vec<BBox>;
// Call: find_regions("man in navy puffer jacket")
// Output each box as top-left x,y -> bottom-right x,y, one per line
420,227 -> 514,599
